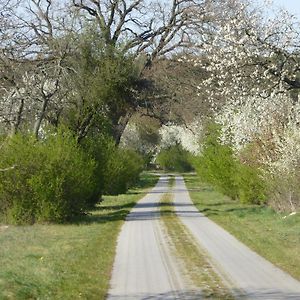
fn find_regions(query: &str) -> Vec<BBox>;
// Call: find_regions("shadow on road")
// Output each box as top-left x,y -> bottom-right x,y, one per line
107,289 -> 300,299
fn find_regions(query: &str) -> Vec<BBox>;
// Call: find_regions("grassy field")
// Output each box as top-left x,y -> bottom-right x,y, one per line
159,184 -> 233,299
0,173 -> 158,300
184,173 -> 300,281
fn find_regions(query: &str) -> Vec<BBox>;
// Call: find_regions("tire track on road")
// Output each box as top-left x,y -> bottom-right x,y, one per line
173,176 -> 300,300
107,176 -> 193,300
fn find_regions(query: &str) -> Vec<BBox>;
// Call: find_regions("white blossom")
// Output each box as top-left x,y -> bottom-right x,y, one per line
216,93 -> 300,175
158,120 -> 203,154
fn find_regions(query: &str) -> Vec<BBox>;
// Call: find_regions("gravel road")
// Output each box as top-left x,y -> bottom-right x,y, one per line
173,176 -> 300,300
107,176 -> 196,300
107,175 -> 300,300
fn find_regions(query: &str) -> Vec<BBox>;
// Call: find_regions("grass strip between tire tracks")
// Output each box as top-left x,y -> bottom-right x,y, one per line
159,176 -> 233,299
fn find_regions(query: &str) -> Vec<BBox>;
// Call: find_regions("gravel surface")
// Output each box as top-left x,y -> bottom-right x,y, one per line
107,175 -> 300,300
107,176 -> 196,300
173,176 -> 300,300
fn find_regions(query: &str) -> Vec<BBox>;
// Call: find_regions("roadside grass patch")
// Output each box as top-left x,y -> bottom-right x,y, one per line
159,191 -> 233,299
184,174 -> 300,281
0,172 -> 158,300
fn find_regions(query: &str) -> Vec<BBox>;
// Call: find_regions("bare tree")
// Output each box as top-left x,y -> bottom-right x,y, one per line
0,0 -> 77,136
72,0 -> 204,61
63,0 -> 213,143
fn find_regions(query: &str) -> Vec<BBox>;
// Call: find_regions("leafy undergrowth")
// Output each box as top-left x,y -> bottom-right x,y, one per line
0,172 -> 158,300
159,190 -> 233,299
184,173 -> 300,281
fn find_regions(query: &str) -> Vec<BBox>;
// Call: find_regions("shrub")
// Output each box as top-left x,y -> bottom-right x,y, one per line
192,123 -> 267,204
81,135 -> 113,206
0,135 -> 43,224
192,124 -> 239,199
32,130 -> 96,222
102,146 -> 144,195
156,145 -> 193,172
235,163 -> 267,205
0,129 -> 96,224
266,170 -> 300,212
121,149 -> 145,187
82,133 -> 144,196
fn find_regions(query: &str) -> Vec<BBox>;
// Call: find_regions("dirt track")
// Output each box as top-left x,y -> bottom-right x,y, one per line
107,175 -> 300,300
107,176 -> 194,299
173,176 -> 300,299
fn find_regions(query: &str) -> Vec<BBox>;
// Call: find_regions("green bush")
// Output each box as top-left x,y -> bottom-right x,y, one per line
236,163 -> 267,205
192,123 -> 267,204
156,145 -> 193,172
192,124 -> 239,199
32,130 -> 96,222
0,135 -> 43,224
81,135 -> 112,206
102,146 -> 144,195
122,149 -> 145,187
0,130 -> 96,224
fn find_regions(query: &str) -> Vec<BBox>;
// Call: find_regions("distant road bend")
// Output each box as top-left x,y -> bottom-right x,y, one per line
107,175 -> 300,300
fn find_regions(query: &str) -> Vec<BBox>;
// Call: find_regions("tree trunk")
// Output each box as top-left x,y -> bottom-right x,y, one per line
10,98 -> 24,136
33,96 -> 49,138
112,112 -> 133,145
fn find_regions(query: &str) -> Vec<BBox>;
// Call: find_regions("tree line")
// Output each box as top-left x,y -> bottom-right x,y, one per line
1,0 -> 300,223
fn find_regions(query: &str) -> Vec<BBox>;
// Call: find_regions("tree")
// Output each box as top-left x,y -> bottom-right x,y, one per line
189,0 -> 300,211
0,0 -> 76,137
72,0 -> 201,60
1,0 -> 213,142
196,0 -> 300,100
69,0 -> 215,141
63,35 -> 143,143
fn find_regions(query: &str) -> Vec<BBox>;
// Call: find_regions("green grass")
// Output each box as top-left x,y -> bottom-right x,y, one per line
184,173 -> 300,281
0,172 -> 158,300
159,192 -> 233,299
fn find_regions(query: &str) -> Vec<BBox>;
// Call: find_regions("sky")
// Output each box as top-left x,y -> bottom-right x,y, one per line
269,0 -> 300,18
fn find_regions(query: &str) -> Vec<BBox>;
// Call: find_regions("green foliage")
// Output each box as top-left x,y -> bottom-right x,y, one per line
235,163 -> 266,205
192,124 -> 238,199
0,129 -> 145,224
102,146 -> 144,195
0,130 -> 96,224
83,134 -> 144,196
0,135 -> 40,223
81,135 -> 111,206
156,145 -> 193,172
32,130 -> 96,222
65,34 -> 141,141
192,124 -> 266,204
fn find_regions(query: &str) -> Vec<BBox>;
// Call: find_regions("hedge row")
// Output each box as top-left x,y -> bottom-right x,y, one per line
0,129 -> 144,224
